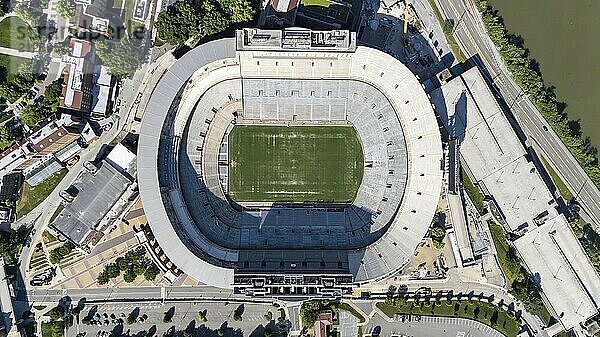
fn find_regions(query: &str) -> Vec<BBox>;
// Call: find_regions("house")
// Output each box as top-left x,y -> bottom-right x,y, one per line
17,114 -> 97,186
60,38 -> 116,119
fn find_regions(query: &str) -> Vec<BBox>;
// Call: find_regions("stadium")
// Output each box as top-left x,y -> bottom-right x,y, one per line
138,28 -> 443,295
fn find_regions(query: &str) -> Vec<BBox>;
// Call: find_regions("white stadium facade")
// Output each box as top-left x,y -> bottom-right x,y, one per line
138,28 -> 443,296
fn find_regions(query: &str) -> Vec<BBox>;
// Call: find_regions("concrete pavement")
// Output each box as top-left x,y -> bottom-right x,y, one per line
433,0 -> 600,229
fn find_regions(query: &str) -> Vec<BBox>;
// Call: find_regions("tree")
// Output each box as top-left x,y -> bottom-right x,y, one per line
97,270 -> 109,285
200,10 -> 229,36
52,38 -> 71,57
155,1 -> 202,44
233,313 -> 242,321
0,125 -> 21,150
48,305 -> 65,321
14,2 -> 43,26
56,0 -> 75,19
430,227 -> 446,249
198,310 -> 207,322
144,265 -> 159,281
123,268 -> 136,283
95,39 -> 143,81
107,263 -> 121,278
221,0 -> 254,23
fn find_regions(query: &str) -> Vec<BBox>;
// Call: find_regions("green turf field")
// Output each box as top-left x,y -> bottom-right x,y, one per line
299,0 -> 352,24
228,125 -> 363,203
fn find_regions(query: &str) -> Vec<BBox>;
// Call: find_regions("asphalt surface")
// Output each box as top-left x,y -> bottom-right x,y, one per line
433,0 -> 600,228
365,314 -> 505,337
68,301 -> 280,337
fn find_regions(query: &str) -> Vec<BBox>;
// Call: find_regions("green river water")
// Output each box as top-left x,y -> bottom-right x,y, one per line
487,0 -> 600,149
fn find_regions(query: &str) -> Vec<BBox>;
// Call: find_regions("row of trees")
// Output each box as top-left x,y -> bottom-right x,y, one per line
475,0 -> 600,191
155,0 -> 255,45
96,247 -> 161,285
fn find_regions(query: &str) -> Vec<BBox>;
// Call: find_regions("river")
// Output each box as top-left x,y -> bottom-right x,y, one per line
487,0 -> 600,149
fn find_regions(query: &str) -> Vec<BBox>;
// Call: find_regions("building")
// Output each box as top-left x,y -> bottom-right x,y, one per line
50,145 -> 135,251
0,173 -> 23,203
73,0 -> 112,36
17,114 -> 96,186
137,28 -> 443,293
60,39 -> 116,119
431,66 -> 600,335
0,259 -> 18,337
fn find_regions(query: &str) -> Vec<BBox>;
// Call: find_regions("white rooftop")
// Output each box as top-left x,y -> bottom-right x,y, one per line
431,67 -> 555,232
106,143 -> 136,173
515,215 -> 600,331
435,66 -> 600,332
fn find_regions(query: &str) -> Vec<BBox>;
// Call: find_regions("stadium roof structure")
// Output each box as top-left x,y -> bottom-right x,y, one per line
138,29 -> 443,288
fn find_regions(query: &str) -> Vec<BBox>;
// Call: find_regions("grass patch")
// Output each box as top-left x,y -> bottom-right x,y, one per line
228,126 -> 363,203
43,229 -> 57,242
488,221 -> 553,325
0,54 -> 28,83
338,302 -> 366,323
113,0 -> 123,8
49,205 -> 64,223
16,169 -> 68,218
299,0 -> 352,24
461,168 -> 485,213
0,17 -> 37,51
427,0 -> 466,62
376,300 -> 520,337
41,321 -> 63,337
488,221 -> 522,284
539,156 -> 574,202
124,0 -> 135,36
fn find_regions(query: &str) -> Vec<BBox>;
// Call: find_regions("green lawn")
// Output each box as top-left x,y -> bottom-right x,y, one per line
0,54 -> 28,83
338,302 -> 366,323
461,168 -> 485,213
228,125 -> 363,203
539,156 -> 574,202
488,221 -> 523,285
299,0 -> 352,24
0,16 -> 38,52
17,169 -> 68,218
376,300 -> 521,337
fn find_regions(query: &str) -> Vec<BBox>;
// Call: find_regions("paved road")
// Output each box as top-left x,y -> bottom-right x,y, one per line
433,0 -> 600,229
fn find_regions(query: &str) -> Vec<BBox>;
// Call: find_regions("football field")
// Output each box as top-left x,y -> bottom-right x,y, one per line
228,125 -> 363,203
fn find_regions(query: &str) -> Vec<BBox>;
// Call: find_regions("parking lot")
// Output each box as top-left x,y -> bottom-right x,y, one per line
364,313 -> 505,337
71,301 -> 287,337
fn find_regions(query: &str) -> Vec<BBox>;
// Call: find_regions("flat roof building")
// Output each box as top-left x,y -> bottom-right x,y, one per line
432,66 -> 600,334
51,158 -> 133,249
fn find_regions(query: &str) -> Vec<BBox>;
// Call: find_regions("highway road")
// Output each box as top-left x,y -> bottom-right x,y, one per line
433,0 -> 600,229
